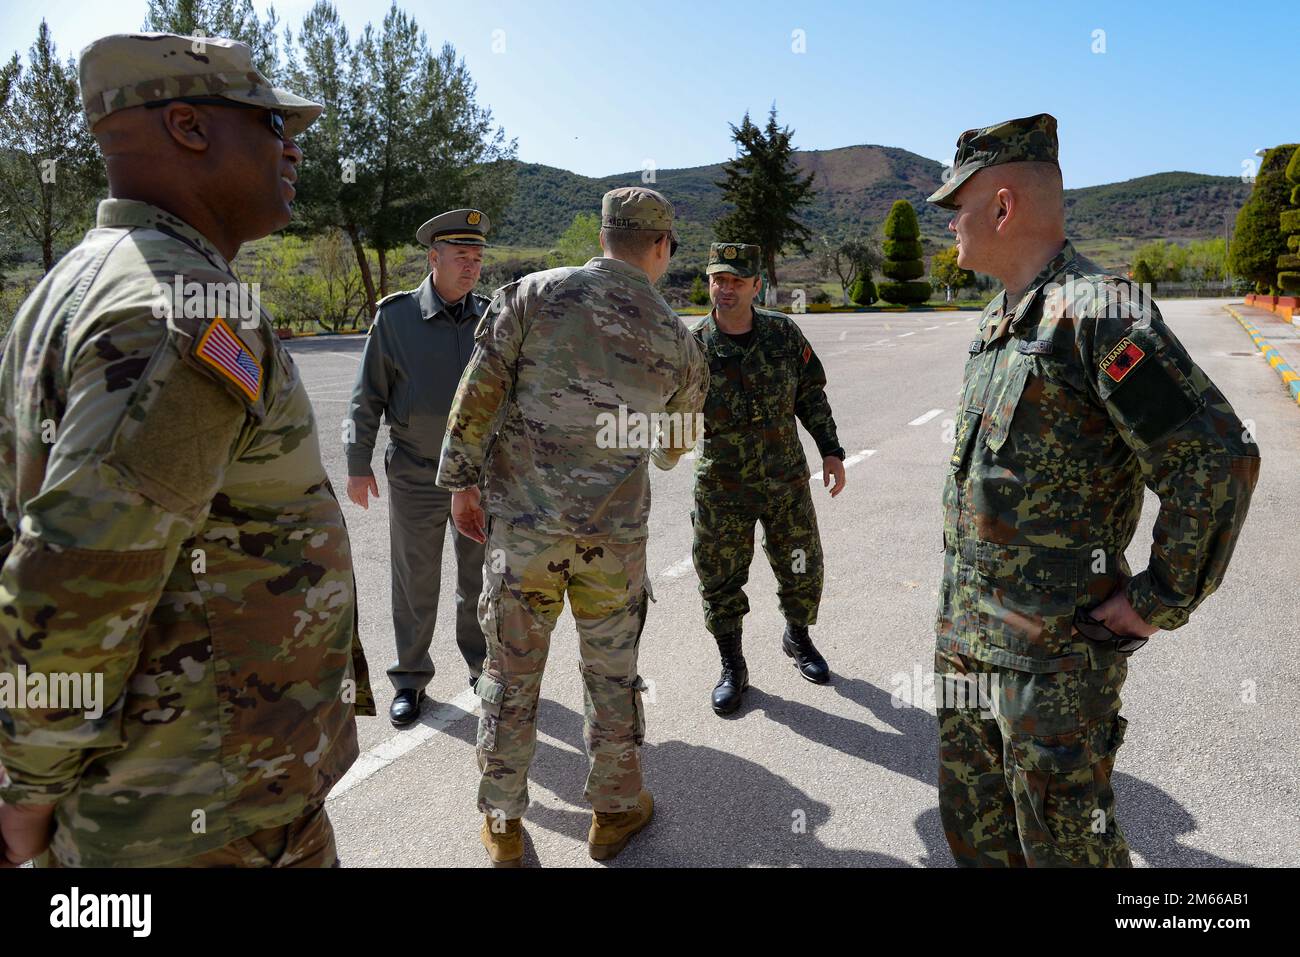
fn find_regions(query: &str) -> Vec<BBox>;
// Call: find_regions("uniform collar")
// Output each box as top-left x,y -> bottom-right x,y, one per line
983,239 -> 1078,340
700,307 -> 772,357
418,274 -> 484,322
584,256 -> 651,286
95,198 -> 232,272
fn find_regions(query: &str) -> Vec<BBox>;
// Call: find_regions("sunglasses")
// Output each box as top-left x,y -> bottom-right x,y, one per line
1073,608 -> 1149,654
144,96 -> 286,140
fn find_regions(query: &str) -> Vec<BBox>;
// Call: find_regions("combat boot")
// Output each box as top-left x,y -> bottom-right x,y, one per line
480,815 -> 524,868
782,622 -> 830,684
711,630 -> 749,716
588,790 -> 654,861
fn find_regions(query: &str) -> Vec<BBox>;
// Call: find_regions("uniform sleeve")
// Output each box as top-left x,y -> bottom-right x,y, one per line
1084,287 -> 1260,630
651,328 -> 709,470
793,328 -> 845,460
0,312 -> 248,806
436,284 -> 525,490
344,315 -> 394,478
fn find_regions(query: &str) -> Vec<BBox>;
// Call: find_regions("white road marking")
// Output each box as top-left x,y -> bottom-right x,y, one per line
810,447 -> 876,482
908,408 -> 944,426
839,330 -> 848,341
964,316 -> 978,322
897,332 -> 915,338
659,556 -> 695,580
923,325 -> 940,331
330,686 -> 479,801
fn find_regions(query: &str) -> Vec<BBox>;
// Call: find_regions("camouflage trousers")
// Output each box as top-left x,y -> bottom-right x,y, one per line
692,483 -> 823,636
473,519 -> 652,820
38,804 -> 339,868
935,648 -> 1131,867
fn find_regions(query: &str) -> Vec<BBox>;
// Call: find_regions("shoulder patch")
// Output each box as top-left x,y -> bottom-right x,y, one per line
194,316 -> 262,402
1100,336 -> 1147,384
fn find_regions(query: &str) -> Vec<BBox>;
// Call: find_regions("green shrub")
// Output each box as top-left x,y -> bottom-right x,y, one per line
883,259 -> 925,281
1278,254 -> 1300,271
882,238 -> 923,260
849,277 -> 877,305
877,280 -> 931,305
689,276 -> 710,305
1281,209 -> 1300,233
1279,272 -> 1300,292
810,288 -> 832,305
1290,235 -> 1300,251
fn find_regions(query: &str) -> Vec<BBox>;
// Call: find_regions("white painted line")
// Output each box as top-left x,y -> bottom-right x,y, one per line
908,408 -> 944,426
330,686 -> 479,800
897,332 -> 915,338
839,330 -> 848,341
923,325 -> 940,331
811,447 -> 876,481
659,556 -> 695,580
964,316 -> 978,322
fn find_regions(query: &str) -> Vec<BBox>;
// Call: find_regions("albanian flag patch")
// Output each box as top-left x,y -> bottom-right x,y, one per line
1100,337 -> 1147,384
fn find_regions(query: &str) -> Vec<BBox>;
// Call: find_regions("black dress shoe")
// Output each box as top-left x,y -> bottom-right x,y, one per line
390,689 -> 427,727
782,623 -> 830,684
711,630 -> 749,716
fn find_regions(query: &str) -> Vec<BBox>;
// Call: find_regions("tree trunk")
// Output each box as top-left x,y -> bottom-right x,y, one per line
346,224 -> 377,320
377,247 -> 388,299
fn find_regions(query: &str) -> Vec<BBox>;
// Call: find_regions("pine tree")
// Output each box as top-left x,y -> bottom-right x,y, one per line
877,200 -> 931,305
714,107 -> 816,295
1230,144 -> 1297,293
1277,146 -> 1300,293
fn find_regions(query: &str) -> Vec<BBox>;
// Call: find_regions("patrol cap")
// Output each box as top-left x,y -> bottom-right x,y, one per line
601,187 -> 675,233
927,112 -> 1059,210
416,208 -> 491,247
706,242 -> 762,278
79,33 -> 323,138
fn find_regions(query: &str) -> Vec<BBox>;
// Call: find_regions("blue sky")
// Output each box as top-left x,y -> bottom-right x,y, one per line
3,0 -> 1291,188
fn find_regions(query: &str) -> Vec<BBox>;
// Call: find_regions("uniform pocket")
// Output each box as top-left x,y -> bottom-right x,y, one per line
630,675 -> 649,746
984,358 -> 1030,454
975,541 -> 1078,657
949,407 -> 983,473
474,672 -> 507,753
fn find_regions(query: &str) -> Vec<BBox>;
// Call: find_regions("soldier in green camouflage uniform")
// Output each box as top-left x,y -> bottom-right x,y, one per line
928,114 -> 1259,867
691,243 -> 846,716
0,33 -> 373,869
437,187 -> 708,865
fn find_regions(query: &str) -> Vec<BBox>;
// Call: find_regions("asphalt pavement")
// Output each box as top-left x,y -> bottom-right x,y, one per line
288,298 -> 1300,868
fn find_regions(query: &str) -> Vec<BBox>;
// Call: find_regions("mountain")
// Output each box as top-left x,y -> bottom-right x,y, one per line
492,145 -> 1251,255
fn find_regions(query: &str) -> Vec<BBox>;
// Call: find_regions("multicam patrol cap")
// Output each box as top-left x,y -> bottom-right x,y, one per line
926,112 -> 1059,209
601,187 -> 676,234
79,33 -> 324,138
416,209 -> 491,247
706,242 -> 762,278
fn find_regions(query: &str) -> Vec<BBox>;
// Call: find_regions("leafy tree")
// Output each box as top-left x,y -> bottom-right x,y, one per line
1230,144 -> 1298,293
877,200 -> 930,305
689,275 -> 710,305
0,21 -> 105,273
1185,238 -> 1227,287
714,107 -> 816,295
548,211 -> 599,267
848,275 -> 876,306
930,246 -> 974,301
818,236 -> 881,305
1278,146 -> 1300,293
143,0 -> 282,78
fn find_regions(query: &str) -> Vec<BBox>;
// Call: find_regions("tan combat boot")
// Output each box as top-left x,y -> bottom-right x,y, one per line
588,791 -> 654,861
480,815 -> 524,868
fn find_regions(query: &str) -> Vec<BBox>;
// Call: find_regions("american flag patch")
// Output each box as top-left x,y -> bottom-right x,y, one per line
195,316 -> 262,402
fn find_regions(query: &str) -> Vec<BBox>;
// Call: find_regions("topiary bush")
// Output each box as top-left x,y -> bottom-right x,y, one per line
878,200 -> 931,305
849,277 -> 877,305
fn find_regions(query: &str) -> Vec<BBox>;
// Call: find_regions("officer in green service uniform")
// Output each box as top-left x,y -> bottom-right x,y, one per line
928,113 -> 1259,867
0,32 -> 373,869
345,209 -> 492,727
691,242 -> 847,717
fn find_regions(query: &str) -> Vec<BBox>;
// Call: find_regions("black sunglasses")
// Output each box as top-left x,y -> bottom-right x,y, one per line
1073,608 -> 1149,654
144,96 -> 286,140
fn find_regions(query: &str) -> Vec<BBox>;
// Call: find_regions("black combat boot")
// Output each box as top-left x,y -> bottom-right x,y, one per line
711,630 -> 749,716
782,623 -> 830,684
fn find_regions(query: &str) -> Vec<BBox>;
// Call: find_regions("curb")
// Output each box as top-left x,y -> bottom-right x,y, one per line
1225,305 -> 1300,407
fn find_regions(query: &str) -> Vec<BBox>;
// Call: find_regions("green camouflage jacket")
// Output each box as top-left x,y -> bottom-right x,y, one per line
0,199 -> 373,866
937,241 -> 1260,673
691,307 -> 844,503
437,257 -> 708,541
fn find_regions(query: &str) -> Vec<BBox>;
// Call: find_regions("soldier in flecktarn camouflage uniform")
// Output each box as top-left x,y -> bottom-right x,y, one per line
928,113 -> 1259,867
691,242 -> 847,717
437,187 -> 708,866
0,33 -> 373,869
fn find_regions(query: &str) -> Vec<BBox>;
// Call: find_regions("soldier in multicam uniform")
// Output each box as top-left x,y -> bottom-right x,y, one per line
344,208 -> 493,728
437,187 -> 708,866
927,113 -> 1259,867
690,242 -> 846,716
0,33 -> 373,868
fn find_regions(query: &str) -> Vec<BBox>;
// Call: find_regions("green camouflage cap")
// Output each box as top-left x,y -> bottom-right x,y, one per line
79,33 -> 323,138
416,208 -> 491,247
706,242 -> 762,278
601,187 -> 675,232
927,112 -> 1059,209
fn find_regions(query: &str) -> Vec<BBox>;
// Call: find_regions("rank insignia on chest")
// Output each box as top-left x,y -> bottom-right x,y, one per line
196,316 -> 263,402
1100,337 -> 1147,384
802,344 -> 812,364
